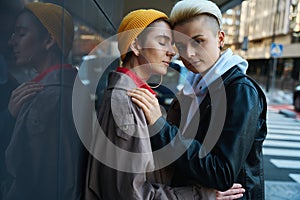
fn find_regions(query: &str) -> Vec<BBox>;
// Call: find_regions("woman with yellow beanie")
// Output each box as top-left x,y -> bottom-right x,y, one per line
84,8 -> 214,200
4,2 -> 89,200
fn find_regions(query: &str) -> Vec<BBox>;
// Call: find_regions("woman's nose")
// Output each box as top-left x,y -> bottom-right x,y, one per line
8,33 -> 15,46
185,45 -> 196,58
166,46 -> 176,57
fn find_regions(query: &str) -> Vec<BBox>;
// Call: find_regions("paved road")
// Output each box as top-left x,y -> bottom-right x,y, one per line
264,110 -> 300,200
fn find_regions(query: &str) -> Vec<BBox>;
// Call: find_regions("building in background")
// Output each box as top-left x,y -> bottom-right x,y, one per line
223,0 -> 300,91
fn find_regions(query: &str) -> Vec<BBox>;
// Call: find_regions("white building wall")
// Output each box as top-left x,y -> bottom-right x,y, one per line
239,0 -> 290,41
228,0 -> 297,59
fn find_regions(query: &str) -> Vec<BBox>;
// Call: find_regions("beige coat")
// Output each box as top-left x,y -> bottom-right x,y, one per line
84,71 -> 215,200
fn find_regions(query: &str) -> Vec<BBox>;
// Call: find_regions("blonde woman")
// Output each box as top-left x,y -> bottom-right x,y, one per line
128,0 -> 267,199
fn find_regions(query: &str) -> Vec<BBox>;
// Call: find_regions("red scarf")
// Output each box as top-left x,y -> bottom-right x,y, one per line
116,67 -> 156,96
31,64 -> 72,82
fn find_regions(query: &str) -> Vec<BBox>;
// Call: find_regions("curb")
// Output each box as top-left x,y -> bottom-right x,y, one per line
279,109 -> 297,118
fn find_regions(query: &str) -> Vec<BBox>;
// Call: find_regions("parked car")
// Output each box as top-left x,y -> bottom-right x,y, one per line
293,85 -> 300,111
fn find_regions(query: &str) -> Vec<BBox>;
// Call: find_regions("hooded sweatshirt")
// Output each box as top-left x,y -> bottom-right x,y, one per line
181,48 -> 248,134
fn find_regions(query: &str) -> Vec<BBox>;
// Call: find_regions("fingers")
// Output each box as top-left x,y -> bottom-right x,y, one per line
131,88 -> 156,97
13,82 -> 43,94
131,96 -> 150,113
128,88 -> 156,103
127,88 -> 162,125
9,82 -> 44,117
230,183 -> 244,189
128,88 -> 156,100
216,193 -> 244,200
12,82 -> 43,104
127,88 -> 157,109
216,183 -> 245,200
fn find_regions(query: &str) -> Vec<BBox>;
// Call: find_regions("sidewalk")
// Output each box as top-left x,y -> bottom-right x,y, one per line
263,87 -> 300,199
263,88 -> 293,106
263,87 -> 300,119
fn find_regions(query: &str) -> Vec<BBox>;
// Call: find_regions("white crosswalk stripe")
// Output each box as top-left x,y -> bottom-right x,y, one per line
267,124 -> 300,130
266,134 -> 300,141
267,129 -> 300,135
263,148 -> 300,158
289,174 -> 300,183
264,140 -> 300,148
270,159 -> 300,169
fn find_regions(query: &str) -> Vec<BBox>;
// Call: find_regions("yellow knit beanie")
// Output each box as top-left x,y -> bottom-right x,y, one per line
117,9 -> 168,61
25,2 -> 74,56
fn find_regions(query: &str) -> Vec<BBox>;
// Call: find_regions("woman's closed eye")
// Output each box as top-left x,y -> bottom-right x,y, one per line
159,42 -> 166,46
14,28 -> 28,38
157,35 -> 172,47
158,38 -> 167,46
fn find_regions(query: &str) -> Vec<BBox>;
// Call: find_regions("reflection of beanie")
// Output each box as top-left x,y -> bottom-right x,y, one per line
25,2 -> 74,56
117,9 -> 168,61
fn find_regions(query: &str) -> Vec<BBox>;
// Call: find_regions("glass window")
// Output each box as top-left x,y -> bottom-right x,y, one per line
0,0 -> 122,199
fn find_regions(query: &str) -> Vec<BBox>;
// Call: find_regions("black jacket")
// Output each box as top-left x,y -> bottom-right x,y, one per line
150,66 -> 267,200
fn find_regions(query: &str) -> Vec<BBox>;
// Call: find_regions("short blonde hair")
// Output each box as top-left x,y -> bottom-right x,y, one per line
170,0 -> 222,29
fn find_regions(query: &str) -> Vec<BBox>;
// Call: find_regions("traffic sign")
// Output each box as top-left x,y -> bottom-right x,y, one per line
270,43 -> 283,58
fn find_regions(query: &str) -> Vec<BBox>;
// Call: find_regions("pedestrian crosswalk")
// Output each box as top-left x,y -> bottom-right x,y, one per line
263,110 -> 300,183
264,110 -> 300,199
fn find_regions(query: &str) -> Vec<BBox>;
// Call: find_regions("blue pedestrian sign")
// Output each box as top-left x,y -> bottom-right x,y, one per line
270,43 -> 283,58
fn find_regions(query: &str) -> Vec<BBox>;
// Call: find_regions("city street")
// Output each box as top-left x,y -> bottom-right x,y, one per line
264,96 -> 300,199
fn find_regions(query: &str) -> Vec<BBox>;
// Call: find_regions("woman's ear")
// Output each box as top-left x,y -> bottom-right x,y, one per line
45,34 -> 56,51
129,38 -> 141,57
218,30 -> 225,49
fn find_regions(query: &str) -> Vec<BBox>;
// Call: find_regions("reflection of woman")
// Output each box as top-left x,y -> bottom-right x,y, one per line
5,2 -> 88,200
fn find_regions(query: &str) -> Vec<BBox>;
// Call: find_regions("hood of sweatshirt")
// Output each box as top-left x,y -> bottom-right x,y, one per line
183,48 -> 248,97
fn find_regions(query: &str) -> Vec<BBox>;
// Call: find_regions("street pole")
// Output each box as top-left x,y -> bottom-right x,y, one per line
271,57 -> 277,91
266,0 -> 280,92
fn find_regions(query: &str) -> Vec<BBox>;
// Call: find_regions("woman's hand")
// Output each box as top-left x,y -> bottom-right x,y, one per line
127,88 -> 162,125
8,82 -> 43,117
216,183 -> 245,200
